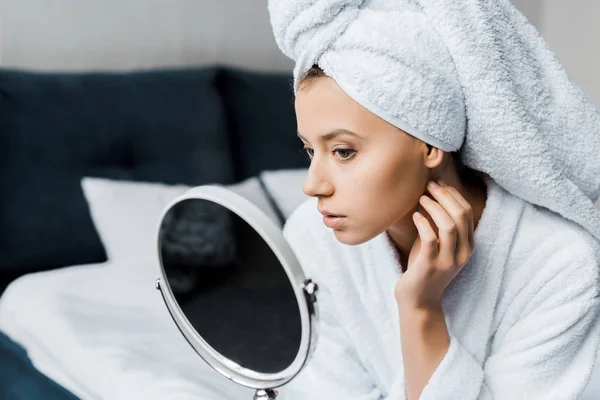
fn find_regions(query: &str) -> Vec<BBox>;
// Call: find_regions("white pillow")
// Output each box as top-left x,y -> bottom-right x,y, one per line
259,168 -> 310,220
81,177 -> 281,263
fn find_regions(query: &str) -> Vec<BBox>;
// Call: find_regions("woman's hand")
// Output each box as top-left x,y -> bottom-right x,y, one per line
394,179 -> 475,311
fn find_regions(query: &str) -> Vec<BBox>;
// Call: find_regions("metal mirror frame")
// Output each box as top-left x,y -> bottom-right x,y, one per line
154,185 -> 319,391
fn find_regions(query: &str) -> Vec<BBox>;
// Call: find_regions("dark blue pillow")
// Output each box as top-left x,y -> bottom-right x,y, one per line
216,66 -> 309,180
0,67 -> 234,272
0,331 -> 78,400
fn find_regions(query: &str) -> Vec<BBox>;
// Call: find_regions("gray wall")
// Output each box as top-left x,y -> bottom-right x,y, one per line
1,0 -> 597,108
0,0 -> 294,72
513,0 -> 599,107
538,1 -> 600,107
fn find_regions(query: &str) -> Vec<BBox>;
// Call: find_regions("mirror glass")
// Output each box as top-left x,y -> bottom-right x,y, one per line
158,198 -> 303,374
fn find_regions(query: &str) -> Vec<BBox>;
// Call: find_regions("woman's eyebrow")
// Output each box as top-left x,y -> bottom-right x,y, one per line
297,129 -> 362,142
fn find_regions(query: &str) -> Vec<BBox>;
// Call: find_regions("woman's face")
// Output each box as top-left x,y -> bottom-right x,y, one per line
295,77 -> 437,245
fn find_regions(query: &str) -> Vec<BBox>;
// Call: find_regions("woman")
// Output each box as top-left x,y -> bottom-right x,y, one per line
269,1 -> 600,399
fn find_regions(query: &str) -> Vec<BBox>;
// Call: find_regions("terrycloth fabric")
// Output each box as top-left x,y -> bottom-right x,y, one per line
279,175 -> 600,399
267,0 -> 600,242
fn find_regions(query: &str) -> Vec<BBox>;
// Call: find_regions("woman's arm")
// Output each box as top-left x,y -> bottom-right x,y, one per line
390,180 -> 474,399
398,303 -> 450,400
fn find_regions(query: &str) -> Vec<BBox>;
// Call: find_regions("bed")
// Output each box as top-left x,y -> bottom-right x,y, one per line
0,171 -> 309,399
0,1 -> 304,397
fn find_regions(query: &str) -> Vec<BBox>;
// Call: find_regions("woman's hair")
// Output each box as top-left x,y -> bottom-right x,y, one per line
298,63 -> 329,91
298,64 -> 486,190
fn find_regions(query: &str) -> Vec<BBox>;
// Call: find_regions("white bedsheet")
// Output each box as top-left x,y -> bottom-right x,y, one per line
0,259 -> 255,400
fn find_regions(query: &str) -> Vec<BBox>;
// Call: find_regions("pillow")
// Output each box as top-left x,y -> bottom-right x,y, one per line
0,67 -> 233,272
81,176 -> 282,263
216,66 -> 309,180
0,331 -> 79,400
82,176 -> 283,297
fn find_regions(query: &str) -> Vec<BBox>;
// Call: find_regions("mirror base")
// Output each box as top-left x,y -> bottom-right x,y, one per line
254,389 -> 278,399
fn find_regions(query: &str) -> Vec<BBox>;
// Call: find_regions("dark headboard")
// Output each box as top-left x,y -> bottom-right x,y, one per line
0,65 -> 309,293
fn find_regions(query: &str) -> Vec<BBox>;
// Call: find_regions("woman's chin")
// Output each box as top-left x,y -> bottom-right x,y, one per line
332,228 -> 378,246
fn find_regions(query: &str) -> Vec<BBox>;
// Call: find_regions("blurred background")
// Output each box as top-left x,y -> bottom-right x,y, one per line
0,1 -> 599,399
1,0 -> 599,108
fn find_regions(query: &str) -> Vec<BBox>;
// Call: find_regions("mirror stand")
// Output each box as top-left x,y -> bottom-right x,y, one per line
254,389 -> 278,399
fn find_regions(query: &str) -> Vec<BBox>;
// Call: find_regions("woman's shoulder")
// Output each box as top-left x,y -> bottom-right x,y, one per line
501,201 -> 600,309
485,200 -> 600,339
512,201 -> 600,263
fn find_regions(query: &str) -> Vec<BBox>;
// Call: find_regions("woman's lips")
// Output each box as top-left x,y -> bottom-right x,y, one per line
323,215 -> 347,229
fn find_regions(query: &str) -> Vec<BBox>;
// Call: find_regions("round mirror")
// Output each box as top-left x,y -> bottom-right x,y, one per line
155,185 -> 319,399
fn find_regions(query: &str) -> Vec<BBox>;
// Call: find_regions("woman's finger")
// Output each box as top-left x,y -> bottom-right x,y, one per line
413,211 -> 439,258
426,182 -> 470,257
438,182 -> 475,250
419,194 -> 457,260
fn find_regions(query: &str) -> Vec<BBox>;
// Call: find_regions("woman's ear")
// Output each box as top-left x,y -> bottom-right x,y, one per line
424,145 -> 446,171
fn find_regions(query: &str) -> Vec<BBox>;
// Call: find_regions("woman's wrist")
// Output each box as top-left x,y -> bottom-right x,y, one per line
397,301 -> 445,326
397,299 -> 450,400
396,293 -> 444,315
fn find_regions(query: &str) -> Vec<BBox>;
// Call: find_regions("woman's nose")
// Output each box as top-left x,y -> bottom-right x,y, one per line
302,166 -> 334,197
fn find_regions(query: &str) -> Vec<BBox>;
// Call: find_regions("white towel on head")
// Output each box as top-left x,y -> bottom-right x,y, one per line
267,0 -> 600,242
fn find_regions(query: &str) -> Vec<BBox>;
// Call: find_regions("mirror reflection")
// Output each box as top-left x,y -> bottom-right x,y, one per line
158,198 -> 302,374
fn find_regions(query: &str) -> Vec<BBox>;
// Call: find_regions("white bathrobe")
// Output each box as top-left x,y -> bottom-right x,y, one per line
279,176 -> 600,400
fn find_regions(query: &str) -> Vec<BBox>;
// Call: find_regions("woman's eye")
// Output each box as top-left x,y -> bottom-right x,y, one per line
299,147 -> 314,159
298,147 -> 355,161
298,147 -> 312,160
334,148 -> 356,160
